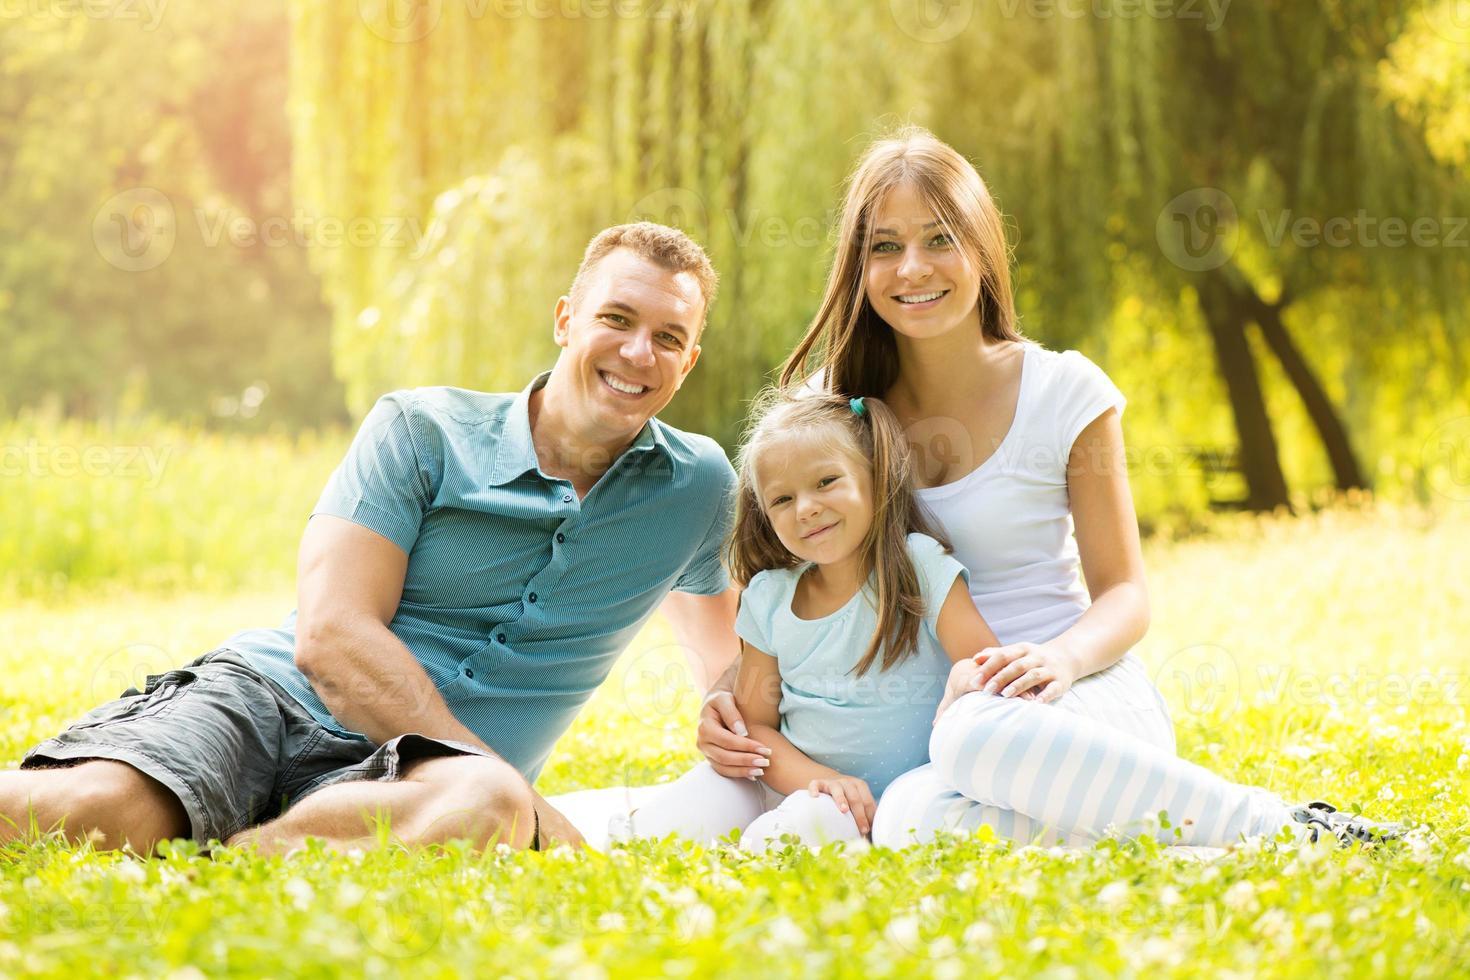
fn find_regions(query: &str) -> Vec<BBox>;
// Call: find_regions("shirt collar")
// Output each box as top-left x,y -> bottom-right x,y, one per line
488,371 -> 674,487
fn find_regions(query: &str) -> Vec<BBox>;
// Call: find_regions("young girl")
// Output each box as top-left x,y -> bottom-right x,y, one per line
610,388 -> 1008,849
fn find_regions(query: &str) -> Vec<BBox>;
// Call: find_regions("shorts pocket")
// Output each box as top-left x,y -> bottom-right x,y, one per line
71,667 -> 199,730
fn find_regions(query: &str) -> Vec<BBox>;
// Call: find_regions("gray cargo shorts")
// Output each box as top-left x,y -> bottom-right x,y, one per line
20,648 -> 491,846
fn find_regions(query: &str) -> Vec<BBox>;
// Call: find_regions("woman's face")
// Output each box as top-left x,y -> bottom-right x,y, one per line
864,182 -> 983,342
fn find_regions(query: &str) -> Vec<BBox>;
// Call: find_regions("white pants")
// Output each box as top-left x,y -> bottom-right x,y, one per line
871,653 -> 1298,848
603,761 -> 866,851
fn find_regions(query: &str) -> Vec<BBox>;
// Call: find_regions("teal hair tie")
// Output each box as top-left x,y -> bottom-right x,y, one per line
849,397 -> 866,417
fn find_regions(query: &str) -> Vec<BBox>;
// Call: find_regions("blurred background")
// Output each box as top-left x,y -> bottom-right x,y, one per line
3,0 -> 1468,597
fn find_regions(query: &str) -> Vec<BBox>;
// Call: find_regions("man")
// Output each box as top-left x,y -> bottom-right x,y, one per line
0,222 -> 742,856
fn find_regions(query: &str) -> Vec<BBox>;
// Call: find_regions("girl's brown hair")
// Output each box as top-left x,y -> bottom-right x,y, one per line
726,387 -> 953,677
778,126 -> 1024,396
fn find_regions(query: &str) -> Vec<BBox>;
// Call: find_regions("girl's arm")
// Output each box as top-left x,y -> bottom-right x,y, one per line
973,408 -> 1149,701
733,641 -> 844,794
933,575 -> 1007,720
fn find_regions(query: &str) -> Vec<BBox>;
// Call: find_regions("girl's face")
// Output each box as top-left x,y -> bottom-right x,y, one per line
754,436 -> 874,569
864,181 -> 983,342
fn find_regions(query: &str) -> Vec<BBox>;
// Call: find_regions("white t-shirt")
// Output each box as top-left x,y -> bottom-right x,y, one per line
915,343 -> 1125,646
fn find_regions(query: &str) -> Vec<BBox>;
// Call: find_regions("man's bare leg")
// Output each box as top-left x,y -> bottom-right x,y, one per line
224,755 -> 538,856
0,761 -> 190,855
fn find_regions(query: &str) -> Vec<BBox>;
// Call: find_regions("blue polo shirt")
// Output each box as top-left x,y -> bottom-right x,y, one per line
222,372 -> 735,781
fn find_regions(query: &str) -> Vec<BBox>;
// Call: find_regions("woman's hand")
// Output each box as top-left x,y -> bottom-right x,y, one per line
808,775 -> 876,836
696,690 -> 773,778
972,641 -> 1078,702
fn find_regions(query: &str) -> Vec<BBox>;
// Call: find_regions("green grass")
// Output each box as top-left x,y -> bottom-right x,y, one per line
2,505 -> 1467,977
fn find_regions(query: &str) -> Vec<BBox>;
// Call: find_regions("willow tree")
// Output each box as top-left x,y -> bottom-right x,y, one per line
932,0 -> 1470,510
289,0 -> 943,445
291,0 -> 1467,508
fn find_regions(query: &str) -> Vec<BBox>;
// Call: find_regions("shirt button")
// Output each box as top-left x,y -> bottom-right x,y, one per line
496,633 -> 506,644
562,494 -> 573,503
528,592 -> 538,603
556,533 -> 565,544
465,668 -> 475,679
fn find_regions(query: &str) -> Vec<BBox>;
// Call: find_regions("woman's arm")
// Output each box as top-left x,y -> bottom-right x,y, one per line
1061,407 -> 1150,674
974,408 -> 1149,700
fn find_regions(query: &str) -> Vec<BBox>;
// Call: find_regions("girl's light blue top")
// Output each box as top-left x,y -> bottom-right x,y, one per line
734,533 -> 967,799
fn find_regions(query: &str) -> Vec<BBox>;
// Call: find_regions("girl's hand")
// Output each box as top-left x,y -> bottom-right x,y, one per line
934,658 -> 992,723
971,641 -> 1077,702
808,775 -> 876,835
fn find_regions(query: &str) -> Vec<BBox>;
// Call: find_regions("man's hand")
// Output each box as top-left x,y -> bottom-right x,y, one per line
530,792 -> 585,850
696,690 -> 772,778
808,775 -> 876,836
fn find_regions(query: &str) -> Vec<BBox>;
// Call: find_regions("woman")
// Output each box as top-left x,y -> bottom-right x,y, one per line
695,126 -> 1399,849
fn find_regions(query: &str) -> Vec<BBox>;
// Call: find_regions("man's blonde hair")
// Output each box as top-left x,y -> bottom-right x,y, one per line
569,222 -> 719,329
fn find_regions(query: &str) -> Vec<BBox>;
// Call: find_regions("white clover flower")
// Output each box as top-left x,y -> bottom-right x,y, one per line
283,878 -> 315,910
1223,879 -> 1257,912
963,921 -> 996,944
1097,881 -> 1131,909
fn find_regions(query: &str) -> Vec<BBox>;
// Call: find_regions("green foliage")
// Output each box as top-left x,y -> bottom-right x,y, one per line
0,415 -> 344,598
0,1 -> 345,427
2,506 -> 1467,977
287,0 -> 1469,511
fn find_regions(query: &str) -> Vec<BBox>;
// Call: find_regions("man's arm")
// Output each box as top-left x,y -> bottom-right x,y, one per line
293,515 -> 492,752
658,587 -> 740,693
663,586 -> 772,777
292,515 -> 584,848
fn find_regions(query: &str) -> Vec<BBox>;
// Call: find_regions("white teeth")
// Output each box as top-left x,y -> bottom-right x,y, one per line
601,372 -> 647,395
897,291 -> 946,304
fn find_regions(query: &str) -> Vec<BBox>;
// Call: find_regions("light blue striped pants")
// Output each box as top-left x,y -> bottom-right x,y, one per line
872,653 -> 1299,848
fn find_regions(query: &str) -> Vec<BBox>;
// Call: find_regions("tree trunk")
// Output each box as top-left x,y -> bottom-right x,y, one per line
1244,289 -> 1370,493
1196,272 -> 1294,512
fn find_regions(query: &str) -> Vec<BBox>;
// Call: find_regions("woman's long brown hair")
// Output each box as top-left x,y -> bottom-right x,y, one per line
778,126 -> 1024,397
726,388 -> 954,677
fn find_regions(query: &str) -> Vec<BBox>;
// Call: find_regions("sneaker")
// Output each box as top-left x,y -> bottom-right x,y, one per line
1288,800 -> 1405,846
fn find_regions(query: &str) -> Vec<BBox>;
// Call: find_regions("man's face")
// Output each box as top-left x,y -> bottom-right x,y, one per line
553,248 -> 704,443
